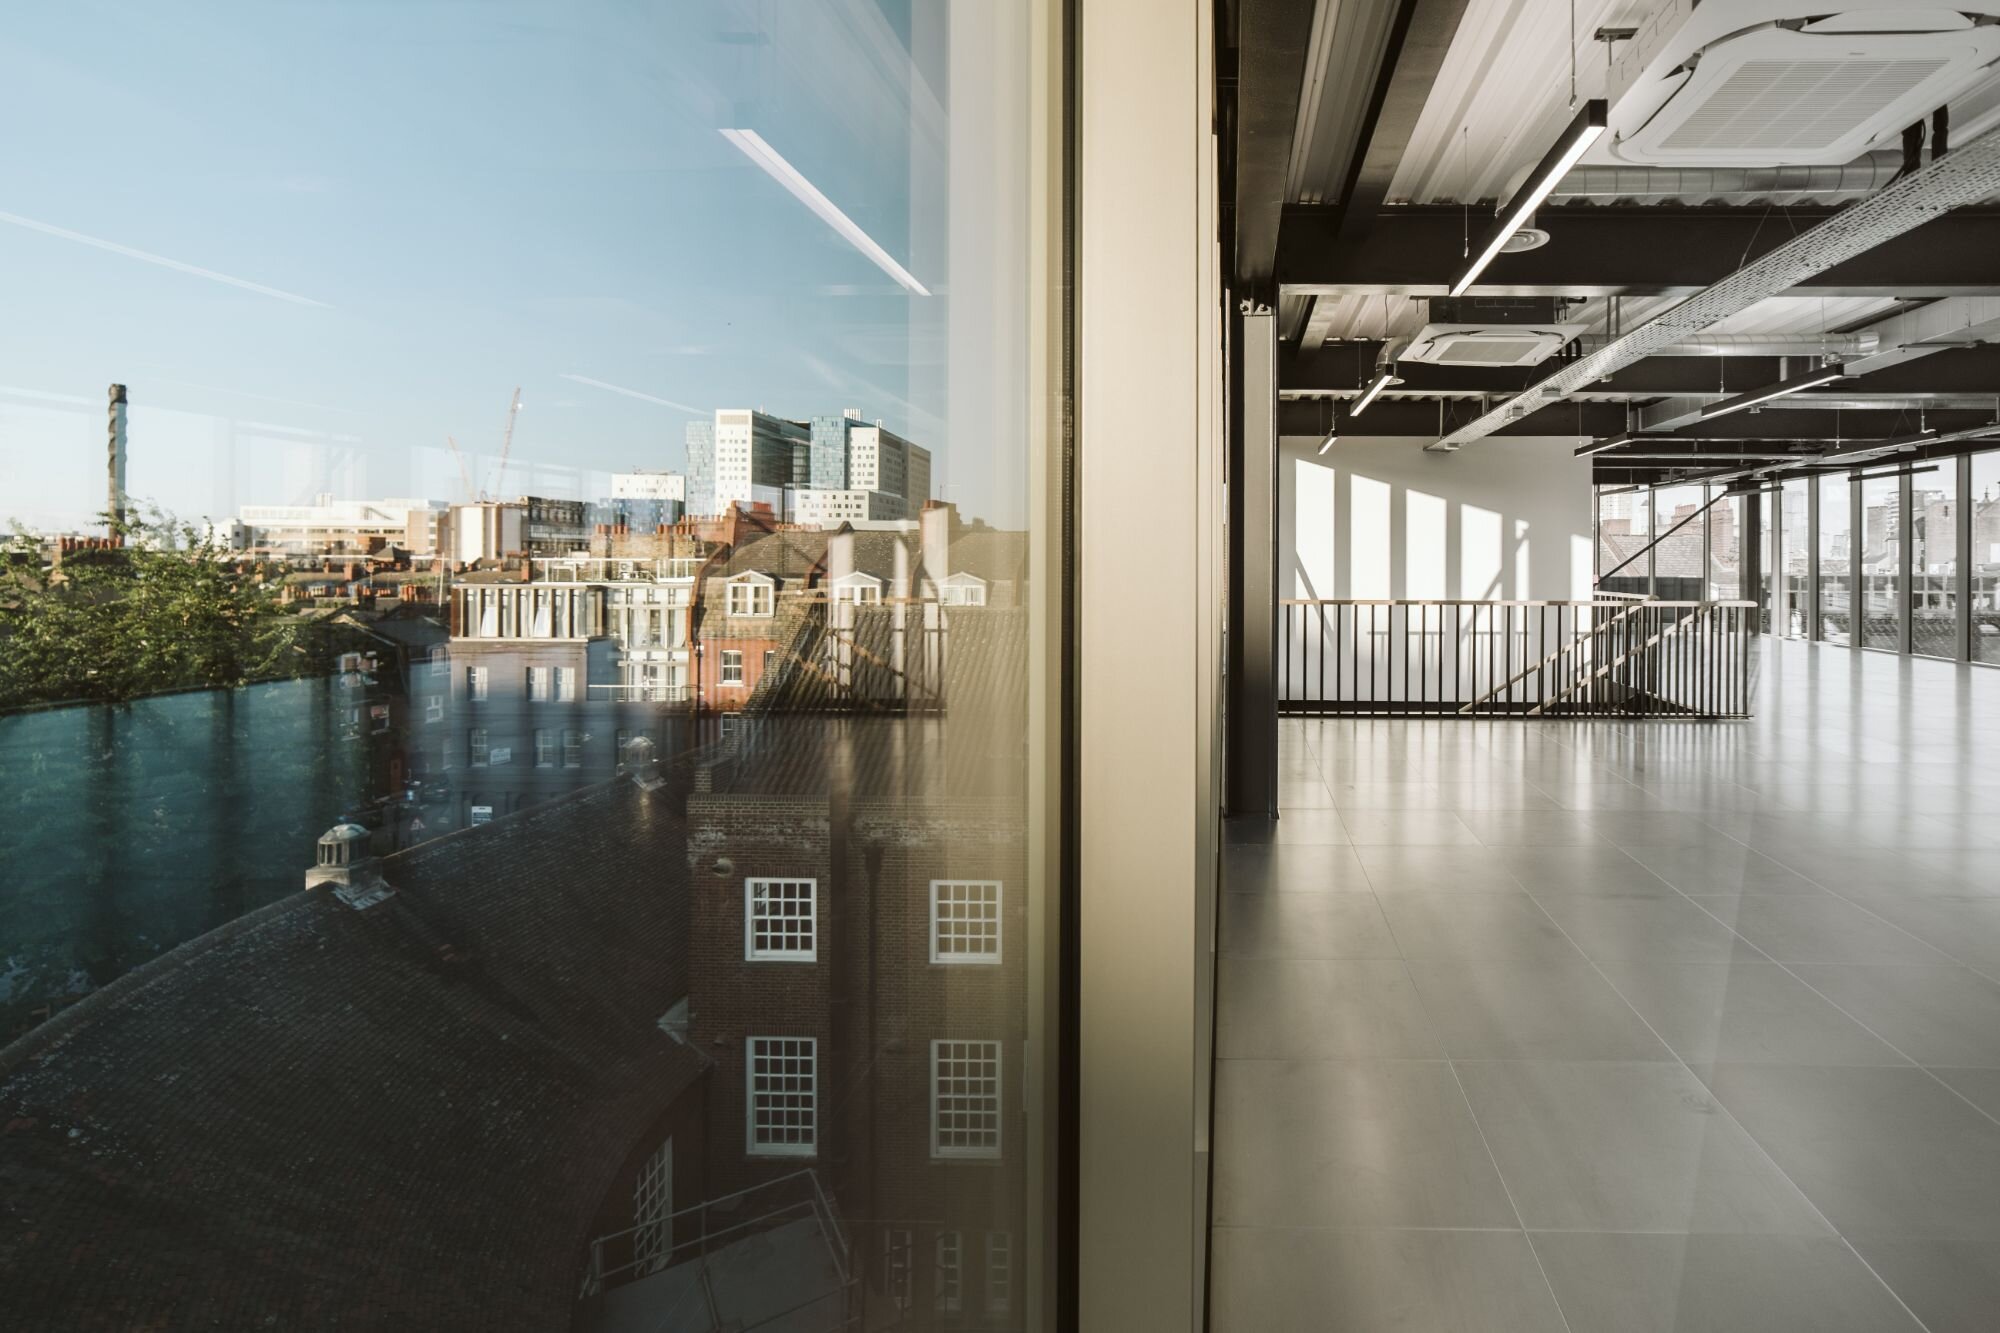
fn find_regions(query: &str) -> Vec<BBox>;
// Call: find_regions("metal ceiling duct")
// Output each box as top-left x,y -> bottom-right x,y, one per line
1427,126 -> 2000,451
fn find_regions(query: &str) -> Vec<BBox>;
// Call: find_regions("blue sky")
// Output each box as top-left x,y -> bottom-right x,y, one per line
0,1 -> 1004,531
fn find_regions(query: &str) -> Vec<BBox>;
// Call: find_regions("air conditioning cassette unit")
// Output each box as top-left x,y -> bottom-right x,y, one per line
1401,298 -> 1589,368
1597,1 -> 2000,167
1401,323 -> 1592,367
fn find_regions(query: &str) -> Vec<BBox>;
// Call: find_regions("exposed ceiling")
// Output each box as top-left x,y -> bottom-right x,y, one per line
1229,0 -> 2000,487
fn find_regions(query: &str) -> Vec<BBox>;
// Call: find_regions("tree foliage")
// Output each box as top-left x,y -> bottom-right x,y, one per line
0,508 -> 316,710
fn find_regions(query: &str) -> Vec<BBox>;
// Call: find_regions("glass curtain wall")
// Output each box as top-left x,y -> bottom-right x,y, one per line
1597,489 -> 1649,595
1911,465 -> 1960,658
0,4 -> 1062,1330
1976,452 -> 2000,664
1859,471 -> 1902,651
1708,485 -> 1743,602
1781,478 -> 1811,638
1819,474 -> 1853,645
1652,484 -> 1706,600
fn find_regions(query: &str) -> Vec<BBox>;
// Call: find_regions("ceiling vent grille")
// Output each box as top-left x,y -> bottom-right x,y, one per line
1602,6 -> 2000,167
1402,325 -> 1588,368
1660,58 -> 1949,155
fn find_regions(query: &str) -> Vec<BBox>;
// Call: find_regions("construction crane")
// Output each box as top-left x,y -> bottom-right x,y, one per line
444,435 -> 475,502
488,386 -> 522,500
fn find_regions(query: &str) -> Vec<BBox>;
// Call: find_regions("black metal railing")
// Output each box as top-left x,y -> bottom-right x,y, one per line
1279,598 -> 1757,718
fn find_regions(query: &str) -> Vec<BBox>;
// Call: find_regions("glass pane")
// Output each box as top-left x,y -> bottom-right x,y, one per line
1708,486 -> 1742,602
1819,474 -> 1852,645
1596,488 -> 1649,596
1859,472 -> 1902,651
0,4 -> 1053,1327
1758,487 -> 1777,632
1911,465 -> 1959,659
1781,479 -> 1810,639
1976,452 -> 2000,665
1652,484 -> 1704,601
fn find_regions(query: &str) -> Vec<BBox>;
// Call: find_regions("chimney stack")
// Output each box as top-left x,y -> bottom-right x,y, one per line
107,384 -> 128,539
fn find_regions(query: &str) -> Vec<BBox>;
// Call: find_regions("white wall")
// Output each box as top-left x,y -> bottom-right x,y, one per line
1280,435 -> 1594,604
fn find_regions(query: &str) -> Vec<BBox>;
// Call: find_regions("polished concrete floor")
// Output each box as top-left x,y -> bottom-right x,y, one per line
1210,638 -> 2000,1333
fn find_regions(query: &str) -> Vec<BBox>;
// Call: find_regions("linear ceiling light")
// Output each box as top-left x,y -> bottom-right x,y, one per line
1350,370 -> 1400,416
1575,433 -> 1636,457
1699,364 -> 1848,422
1317,431 -> 1339,455
1449,100 -> 1607,298
720,128 -> 930,296
1817,428 -> 1936,462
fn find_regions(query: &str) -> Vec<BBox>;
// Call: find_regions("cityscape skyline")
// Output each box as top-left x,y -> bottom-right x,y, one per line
0,2 -> 1027,534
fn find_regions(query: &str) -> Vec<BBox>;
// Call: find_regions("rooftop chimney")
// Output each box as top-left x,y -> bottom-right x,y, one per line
106,384 -> 127,539
843,407 -> 862,421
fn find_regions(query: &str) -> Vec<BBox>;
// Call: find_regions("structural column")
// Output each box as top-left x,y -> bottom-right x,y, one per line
1227,308 -> 1278,817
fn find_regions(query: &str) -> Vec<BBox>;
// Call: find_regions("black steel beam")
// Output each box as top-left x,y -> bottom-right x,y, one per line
1283,344 -> 2000,399
1335,0 -> 1474,249
1277,205 -> 2000,295
1232,0 -> 1318,295
1278,396 -> 2000,440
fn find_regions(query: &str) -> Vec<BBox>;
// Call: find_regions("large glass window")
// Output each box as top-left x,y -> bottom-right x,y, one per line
1859,471 -> 1902,651
1652,484 -> 1705,601
1819,474 -> 1853,645
1781,478 -> 1811,639
0,4 -> 1057,1327
1975,452 -> 2000,664
1596,489 -> 1648,595
1912,465 -> 1960,659
1708,485 -> 1742,602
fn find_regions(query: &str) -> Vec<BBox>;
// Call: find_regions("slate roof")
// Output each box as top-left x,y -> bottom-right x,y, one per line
0,776 -> 706,1331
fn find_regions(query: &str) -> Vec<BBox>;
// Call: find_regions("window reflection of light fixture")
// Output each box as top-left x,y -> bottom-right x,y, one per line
720,128 -> 930,296
1450,100 -> 1607,297
1700,365 -> 1847,421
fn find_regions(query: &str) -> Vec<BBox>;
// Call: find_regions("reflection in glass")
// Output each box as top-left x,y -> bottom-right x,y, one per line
1708,485 -> 1742,602
1781,478 -> 1811,639
1651,484 -> 1704,601
0,4 -> 1048,1328
1859,471 -> 1901,651
1597,489 -> 1649,596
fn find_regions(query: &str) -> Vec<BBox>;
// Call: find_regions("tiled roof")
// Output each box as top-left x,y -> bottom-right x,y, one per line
0,777 -> 706,1331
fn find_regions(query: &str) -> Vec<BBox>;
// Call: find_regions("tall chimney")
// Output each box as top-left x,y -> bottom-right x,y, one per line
107,383 -> 128,538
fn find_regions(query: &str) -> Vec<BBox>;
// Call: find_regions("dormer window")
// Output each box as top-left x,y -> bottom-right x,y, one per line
831,571 -> 884,605
940,573 -> 988,607
726,574 -> 774,617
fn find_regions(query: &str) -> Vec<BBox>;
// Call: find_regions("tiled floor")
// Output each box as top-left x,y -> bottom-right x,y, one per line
1210,638 -> 2000,1333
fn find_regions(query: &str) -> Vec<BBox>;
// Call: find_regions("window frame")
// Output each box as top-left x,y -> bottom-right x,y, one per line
533,727 -> 555,768
726,575 -> 774,618
465,665 -> 488,702
744,878 -> 818,961
468,726 -> 489,767
720,648 -> 745,684
745,1035 -> 817,1158
930,880 -> 1004,965
562,727 -> 583,768
985,1231 -> 1012,1316
930,1039 -> 1003,1160
526,665 -> 551,701
935,1230 -> 963,1313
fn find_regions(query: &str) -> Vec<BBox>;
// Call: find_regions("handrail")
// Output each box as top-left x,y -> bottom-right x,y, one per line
1528,601 -> 1711,716
1458,598 -> 1649,714
1279,596 -> 1754,609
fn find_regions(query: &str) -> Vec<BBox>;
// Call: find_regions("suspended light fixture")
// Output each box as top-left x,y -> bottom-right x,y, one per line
1450,100 -> 1608,297
1700,364 -> 1847,422
1351,369 -> 1400,416
1575,433 -> 1637,457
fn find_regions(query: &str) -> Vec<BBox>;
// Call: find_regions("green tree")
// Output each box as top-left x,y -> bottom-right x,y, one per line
0,508 -> 311,710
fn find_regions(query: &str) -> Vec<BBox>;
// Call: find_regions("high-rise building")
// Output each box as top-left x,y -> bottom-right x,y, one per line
686,410 -> 810,517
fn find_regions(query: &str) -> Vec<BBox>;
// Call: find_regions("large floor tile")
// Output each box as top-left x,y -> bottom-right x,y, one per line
1213,1059 -> 1517,1229
1456,808 -> 1608,846
1215,959 -> 1438,1060
1702,1063 -> 2000,1240
1580,811 -> 1728,847
1532,1232 -> 1923,1333
1266,806 -> 1353,845
1595,961 -> 1907,1067
1353,844 -> 1525,894
1454,1060 -> 1830,1235
1221,842 -> 1373,893
1405,959 -> 1671,1061
1851,1237 -> 2000,1333
1696,896 -> 1952,965
1930,1066 -> 2000,1123
1533,892 -> 1758,963
1620,842 -> 1825,895
1494,844 -> 1673,896
1219,891 -> 1400,960
1339,809 -> 1481,846
1376,892 -> 1584,961
1786,963 -> 2000,1067
1210,1227 -> 1566,1333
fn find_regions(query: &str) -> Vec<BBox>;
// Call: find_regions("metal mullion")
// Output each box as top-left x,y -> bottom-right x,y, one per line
1959,453 -> 1976,662
1898,468 -> 1914,656
1850,474 -> 1864,653
1807,478 -> 1822,642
